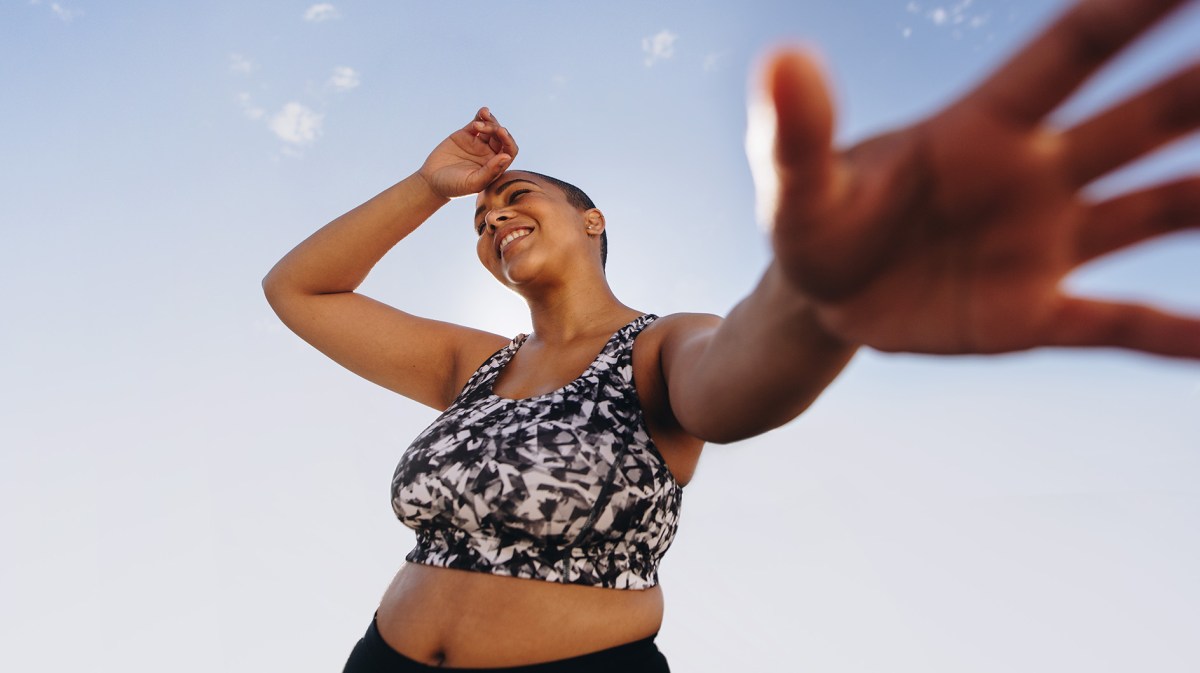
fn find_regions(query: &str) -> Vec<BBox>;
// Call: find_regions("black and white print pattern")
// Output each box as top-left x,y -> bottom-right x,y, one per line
391,315 -> 682,590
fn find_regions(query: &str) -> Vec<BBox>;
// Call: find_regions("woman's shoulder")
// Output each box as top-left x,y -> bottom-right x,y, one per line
632,312 -> 724,385
638,312 -> 724,349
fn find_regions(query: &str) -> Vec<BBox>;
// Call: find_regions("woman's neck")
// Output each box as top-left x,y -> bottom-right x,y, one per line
522,281 -> 640,345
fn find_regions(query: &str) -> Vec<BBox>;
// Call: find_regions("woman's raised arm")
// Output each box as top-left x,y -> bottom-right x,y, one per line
661,0 -> 1200,443
262,108 -> 518,410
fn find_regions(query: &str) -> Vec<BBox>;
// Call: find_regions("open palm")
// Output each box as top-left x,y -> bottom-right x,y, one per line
761,0 -> 1200,357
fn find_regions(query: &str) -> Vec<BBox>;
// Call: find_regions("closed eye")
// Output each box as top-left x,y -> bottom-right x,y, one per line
476,190 -> 532,235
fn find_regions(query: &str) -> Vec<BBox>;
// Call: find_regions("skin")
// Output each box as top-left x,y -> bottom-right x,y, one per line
263,0 -> 1199,666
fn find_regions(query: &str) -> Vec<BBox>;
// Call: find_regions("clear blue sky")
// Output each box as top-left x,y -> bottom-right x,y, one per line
2,1 -> 1198,671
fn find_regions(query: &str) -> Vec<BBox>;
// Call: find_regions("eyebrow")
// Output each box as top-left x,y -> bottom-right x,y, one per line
474,179 -> 537,221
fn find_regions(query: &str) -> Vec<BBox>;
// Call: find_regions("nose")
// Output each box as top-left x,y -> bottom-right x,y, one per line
483,207 -> 513,231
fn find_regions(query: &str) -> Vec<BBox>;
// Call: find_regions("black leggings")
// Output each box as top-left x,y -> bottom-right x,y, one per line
342,613 -> 671,672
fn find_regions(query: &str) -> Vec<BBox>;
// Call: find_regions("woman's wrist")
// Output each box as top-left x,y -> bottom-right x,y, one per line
407,169 -> 453,206
761,259 -> 858,353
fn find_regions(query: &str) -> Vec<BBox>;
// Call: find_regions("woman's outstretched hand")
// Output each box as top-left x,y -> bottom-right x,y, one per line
755,0 -> 1200,358
418,107 -> 519,199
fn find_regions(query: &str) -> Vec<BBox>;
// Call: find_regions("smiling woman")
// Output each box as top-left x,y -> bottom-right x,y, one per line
261,0 -> 1200,669
264,108 -> 701,671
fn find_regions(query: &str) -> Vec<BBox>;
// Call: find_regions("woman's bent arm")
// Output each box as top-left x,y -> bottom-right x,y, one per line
263,173 -> 447,297
262,109 -> 518,409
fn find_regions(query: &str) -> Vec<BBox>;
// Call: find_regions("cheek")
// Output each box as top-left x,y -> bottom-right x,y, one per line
475,242 -> 508,284
476,238 -> 507,281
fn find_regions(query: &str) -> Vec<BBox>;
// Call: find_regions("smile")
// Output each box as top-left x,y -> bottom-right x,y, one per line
499,228 -> 532,253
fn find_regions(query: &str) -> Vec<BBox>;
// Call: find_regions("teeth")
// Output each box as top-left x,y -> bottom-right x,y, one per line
500,229 -> 530,250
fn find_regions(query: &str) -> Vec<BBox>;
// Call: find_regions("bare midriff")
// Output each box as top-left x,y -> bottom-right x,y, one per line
374,561 -> 665,668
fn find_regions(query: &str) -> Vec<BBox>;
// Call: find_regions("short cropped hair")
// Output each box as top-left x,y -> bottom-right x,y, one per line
522,171 -> 607,269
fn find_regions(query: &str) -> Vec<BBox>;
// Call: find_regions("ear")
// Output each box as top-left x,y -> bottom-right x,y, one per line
584,209 -> 606,236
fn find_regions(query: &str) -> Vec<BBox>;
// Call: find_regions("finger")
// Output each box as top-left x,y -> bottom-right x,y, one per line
471,131 -> 495,154
467,152 -> 513,192
462,109 -> 492,134
1062,63 -> 1200,186
494,124 -> 519,158
469,121 -> 501,152
475,110 -> 519,157
454,121 -> 493,150
470,120 -> 493,135
764,48 -> 836,179
968,0 -> 1188,127
1077,176 -> 1200,263
477,131 -> 507,157
470,119 -> 510,140
747,48 -> 840,230
1046,296 -> 1200,357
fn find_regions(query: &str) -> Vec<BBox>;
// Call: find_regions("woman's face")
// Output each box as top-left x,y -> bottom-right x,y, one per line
473,171 -> 600,288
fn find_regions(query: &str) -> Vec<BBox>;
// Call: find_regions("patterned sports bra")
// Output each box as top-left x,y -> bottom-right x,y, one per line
391,314 -> 682,590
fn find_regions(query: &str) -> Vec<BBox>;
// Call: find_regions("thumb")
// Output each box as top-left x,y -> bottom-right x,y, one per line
469,153 -> 512,190
747,48 -> 838,228
768,48 -> 836,172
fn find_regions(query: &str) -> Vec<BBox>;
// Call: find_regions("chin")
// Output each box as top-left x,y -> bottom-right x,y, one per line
497,254 -> 545,287
503,268 -> 562,296
501,269 -> 536,289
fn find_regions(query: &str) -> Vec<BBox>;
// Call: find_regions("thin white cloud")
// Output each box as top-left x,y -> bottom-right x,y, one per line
31,0 -> 83,20
303,3 -> 340,22
905,0 -> 990,34
328,66 -> 360,91
29,0 -> 84,21
702,51 -> 727,73
229,53 -> 255,75
228,55 -> 348,150
237,93 -> 266,121
50,3 -> 81,21
642,30 -> 678,67
268,102 -> 323,145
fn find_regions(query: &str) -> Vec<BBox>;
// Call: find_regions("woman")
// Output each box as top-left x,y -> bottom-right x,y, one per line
263,0 -> 1200,669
